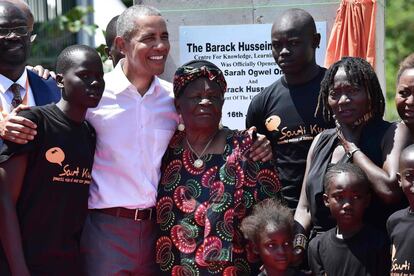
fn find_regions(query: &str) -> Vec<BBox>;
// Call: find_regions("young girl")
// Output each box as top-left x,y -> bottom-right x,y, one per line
241,199 -> 305,276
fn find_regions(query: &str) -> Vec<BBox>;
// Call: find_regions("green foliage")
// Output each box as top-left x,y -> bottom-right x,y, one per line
122,0 -> 134,7
58,6 -> 98,35
385,0 -> 414,121
29,5 -> 98,68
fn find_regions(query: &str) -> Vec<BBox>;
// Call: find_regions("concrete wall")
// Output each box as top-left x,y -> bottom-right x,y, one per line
135,0 -> 385,90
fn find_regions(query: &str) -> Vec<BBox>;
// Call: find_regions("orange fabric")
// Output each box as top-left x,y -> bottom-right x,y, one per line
324,0 -> 377,69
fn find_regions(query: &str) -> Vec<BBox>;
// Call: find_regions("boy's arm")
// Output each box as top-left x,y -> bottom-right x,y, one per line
0,153 -> 30,276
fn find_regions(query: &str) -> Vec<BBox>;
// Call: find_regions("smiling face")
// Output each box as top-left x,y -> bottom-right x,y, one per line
59,50 -> 105,109
328,67 -> 370,125
176,77 -> 224,132
396,68 -> 414,128
398,148 -> 414,209
271,16 -> 317,76
324,172 -> 370,232
0,2 -> 31,68
118,15 -> 169,81
256,226 -> 293,273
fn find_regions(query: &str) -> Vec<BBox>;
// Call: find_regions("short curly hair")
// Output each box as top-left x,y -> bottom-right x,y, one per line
117,5 -> 161,41
240,198 -> 293,243
397,53 -> 414,83
323,163 -> 370,193
56,44 -> 101,75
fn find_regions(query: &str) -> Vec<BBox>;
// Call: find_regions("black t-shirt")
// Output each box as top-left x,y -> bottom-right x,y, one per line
308,224 -> 390,276
0,104 -> 96,276
246,67 -> 334,208
387,207 -> 414,275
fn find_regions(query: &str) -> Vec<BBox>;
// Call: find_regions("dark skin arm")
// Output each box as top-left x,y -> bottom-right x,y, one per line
294,133 -> 321,235
1,120 -> 273,162
292,133 -> 321,265
0,153 -> 30,276
338,121 -> 410,204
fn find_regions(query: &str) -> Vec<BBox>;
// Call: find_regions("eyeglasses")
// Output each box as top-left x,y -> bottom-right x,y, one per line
0,26 -> 30,38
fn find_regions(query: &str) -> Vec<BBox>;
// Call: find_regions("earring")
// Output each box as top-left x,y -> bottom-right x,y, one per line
178,115 -> 185,131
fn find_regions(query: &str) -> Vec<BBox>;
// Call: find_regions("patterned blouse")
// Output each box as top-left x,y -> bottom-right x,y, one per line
156,130 -> 281,275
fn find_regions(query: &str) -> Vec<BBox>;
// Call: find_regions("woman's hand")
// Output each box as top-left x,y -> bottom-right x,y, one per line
247,126 -> 273,162
335,118 -> 360,153
0,105 -> 37,144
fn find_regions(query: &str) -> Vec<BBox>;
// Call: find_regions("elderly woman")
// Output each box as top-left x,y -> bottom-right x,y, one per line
293,57 -> 410,255
155,60 -> 281,275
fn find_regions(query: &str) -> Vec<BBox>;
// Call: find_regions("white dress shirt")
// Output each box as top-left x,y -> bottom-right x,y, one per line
0,70 -> 36,115
86,60 -> 178,209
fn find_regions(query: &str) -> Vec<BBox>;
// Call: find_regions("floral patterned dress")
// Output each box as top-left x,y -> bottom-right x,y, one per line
156,130 -> 281,275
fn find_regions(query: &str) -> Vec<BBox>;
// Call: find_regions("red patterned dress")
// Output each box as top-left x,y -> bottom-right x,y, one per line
156,130 -> 281,275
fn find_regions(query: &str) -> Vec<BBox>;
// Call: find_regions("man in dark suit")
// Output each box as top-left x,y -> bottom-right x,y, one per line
0,1 -> 60,143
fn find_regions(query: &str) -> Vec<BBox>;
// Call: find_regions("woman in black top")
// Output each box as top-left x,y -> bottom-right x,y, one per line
293,57 -> 410,258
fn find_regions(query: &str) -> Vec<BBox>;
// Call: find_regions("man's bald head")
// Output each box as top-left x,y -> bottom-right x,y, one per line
270,8 -> 320,81
273,8 -> 316,36
2,0 -> 33,30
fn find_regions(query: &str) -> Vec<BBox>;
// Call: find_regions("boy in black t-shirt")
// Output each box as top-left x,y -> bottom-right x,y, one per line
0,45 -> 104,276
308,163 -> 390,276
387,144 -> 414,276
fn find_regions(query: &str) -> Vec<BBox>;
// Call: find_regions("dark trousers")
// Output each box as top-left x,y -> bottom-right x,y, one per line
80,210 -> 159,276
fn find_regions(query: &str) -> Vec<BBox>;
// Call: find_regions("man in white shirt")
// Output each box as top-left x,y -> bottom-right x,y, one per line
79,5 -> 176,275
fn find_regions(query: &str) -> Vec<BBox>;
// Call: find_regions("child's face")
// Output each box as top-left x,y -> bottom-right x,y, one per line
324,172 -> 370,231
62,51 -> 105,108
256,226 -> 293,273
395,68 -> 414,128
398,152 -> 414,207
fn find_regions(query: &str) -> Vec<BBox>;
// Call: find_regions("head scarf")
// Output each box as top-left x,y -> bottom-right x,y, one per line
173,60 -> 227,98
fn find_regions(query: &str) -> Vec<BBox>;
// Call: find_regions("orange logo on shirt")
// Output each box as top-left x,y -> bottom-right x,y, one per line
45,147 -> 65,166
45,146 -> 91,185
265,115 -> 281,132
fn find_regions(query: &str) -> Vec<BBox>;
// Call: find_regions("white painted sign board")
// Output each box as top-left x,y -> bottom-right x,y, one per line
180,23 -> 327,130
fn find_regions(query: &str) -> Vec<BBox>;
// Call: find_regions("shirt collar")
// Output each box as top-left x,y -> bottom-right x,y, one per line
0,69 -> 28,94
111,58 -> 163,97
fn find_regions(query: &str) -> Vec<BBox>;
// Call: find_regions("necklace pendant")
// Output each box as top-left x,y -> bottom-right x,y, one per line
194,159 -> 204,168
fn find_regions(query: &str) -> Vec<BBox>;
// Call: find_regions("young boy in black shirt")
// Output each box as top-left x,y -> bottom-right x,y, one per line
387,144 -> 414,275
0,45 -> 104,276
308,163 -> 390,276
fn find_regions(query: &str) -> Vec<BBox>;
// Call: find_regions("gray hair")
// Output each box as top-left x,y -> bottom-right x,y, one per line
117,5 -> 162,40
